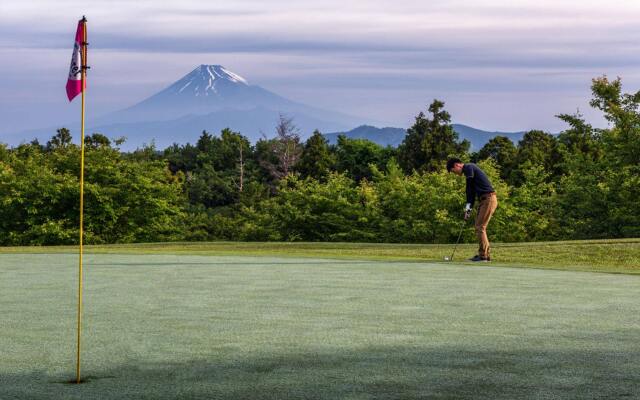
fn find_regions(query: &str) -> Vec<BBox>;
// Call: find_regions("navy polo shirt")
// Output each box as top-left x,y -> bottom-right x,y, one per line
463,163 -> 495,206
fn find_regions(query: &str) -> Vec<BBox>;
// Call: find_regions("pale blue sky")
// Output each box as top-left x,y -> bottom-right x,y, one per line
1,0 -> 640,137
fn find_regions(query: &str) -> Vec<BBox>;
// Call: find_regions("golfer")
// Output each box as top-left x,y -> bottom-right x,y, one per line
446,158 -> 498,262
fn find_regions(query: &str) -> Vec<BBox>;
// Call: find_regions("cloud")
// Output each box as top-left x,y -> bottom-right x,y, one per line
1,0 -> 639,135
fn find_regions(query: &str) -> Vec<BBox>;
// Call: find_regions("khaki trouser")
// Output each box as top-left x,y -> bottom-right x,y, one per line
475,192 -> 498,259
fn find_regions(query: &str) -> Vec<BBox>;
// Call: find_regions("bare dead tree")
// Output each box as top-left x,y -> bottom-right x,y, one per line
230,137 -> 246,194
260,114 -> 303,182
237,144 -> 244,193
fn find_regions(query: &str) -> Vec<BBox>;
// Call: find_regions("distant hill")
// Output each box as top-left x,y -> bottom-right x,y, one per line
92,107 -> 350,149
452,124 -> 527,151
324,124 -> 527,150
323,125 -> 406,147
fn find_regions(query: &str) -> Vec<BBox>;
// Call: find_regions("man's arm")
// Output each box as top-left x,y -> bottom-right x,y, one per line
464,165 -> 475,208
466,179 -> 475,208
463,165 -> 475,220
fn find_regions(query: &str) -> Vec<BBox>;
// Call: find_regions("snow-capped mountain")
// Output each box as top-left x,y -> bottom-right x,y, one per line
97,65 -> 290,124
154,64 -> 250,100
89,65 -> 368,147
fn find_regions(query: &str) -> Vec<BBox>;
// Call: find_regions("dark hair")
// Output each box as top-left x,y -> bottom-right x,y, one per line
446,158 -> 462,172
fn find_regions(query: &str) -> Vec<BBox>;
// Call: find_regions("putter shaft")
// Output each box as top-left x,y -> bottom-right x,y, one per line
450,223 -> 465,261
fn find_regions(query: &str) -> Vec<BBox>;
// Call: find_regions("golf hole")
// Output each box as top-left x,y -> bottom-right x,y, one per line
57,375 -> 115,384
62,379 -> 88,384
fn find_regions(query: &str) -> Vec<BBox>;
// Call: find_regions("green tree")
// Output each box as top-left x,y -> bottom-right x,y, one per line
196,130 -> 214,153
243,173 -> 379,242
398,99 -> 469,173
475,136 -> 517,180
167,129 -> 257,208
187,164 -> 235,208
164,142 -> 199,174
296,130 -> 335,181
506,164 -> 559,240
126,141 -> 161,162
554,77 -> 640,238
556,112 -> 602,163
0,142 -> 186,245
589,76 -> 640,166
510,130 -> 563,185
215,128 -> 254,194
83,146 -> 186,243
84,133 -> 112,149
46,128 -> 73,151
334,135 -> 393,182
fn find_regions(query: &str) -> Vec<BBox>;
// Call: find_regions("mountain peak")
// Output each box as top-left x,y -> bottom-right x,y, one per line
196,65 -> 249,85
165,65 -> 249,97
93,64 -> 363,147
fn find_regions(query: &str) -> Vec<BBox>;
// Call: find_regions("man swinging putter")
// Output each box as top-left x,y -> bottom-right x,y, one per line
446,158 -> 498,262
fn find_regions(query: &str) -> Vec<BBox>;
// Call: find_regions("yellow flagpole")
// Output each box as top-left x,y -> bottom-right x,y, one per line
76,16 -> 87,385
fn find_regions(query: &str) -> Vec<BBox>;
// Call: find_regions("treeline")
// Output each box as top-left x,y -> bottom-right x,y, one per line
0,76 -> 638,245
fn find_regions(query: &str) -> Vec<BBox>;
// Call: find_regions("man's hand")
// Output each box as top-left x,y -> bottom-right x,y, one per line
464,203 -> 472,220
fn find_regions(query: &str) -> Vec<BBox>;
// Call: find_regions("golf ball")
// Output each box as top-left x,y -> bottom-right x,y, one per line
444,256 -> 450,261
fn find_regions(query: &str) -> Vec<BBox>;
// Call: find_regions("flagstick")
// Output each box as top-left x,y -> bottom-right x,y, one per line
76,16 -> 87,385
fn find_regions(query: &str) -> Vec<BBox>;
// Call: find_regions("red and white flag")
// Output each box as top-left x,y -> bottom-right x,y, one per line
66,19 -> 86,101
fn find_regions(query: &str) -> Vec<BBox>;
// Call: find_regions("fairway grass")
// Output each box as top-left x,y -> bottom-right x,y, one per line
1,254 -> 639,399
1,238 -> 639,274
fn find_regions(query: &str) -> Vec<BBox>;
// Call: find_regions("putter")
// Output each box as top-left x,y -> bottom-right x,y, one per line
445,222 -> 465,261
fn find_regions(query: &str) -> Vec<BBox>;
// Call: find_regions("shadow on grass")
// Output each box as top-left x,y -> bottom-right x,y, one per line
2,346 -> 638,400
90,261 -> 428,267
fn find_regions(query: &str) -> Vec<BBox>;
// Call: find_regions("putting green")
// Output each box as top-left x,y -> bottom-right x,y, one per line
1,253 -> 639,399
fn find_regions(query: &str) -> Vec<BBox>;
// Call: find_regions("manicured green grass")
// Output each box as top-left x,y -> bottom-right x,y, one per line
1,253 -> 639,399
1,238 -> 639,274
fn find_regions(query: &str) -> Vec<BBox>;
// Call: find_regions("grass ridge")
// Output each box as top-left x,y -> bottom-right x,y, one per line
0,239 -> 638,274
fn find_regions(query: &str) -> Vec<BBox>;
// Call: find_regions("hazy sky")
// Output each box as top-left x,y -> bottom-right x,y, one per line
2,0 -> 640,137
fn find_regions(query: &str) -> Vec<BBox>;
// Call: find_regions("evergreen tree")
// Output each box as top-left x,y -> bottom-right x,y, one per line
475,135 -> 517,180
46,128 -> 73,151
296,130 -> 335,181
398,100 -> 469,173
556,112 -> 602,162
84,133 -> 111,149
196,130 -> 214,154
164,142 -> 199,174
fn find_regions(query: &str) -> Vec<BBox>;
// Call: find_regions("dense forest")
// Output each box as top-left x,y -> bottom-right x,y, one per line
1,76 -> 638,245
